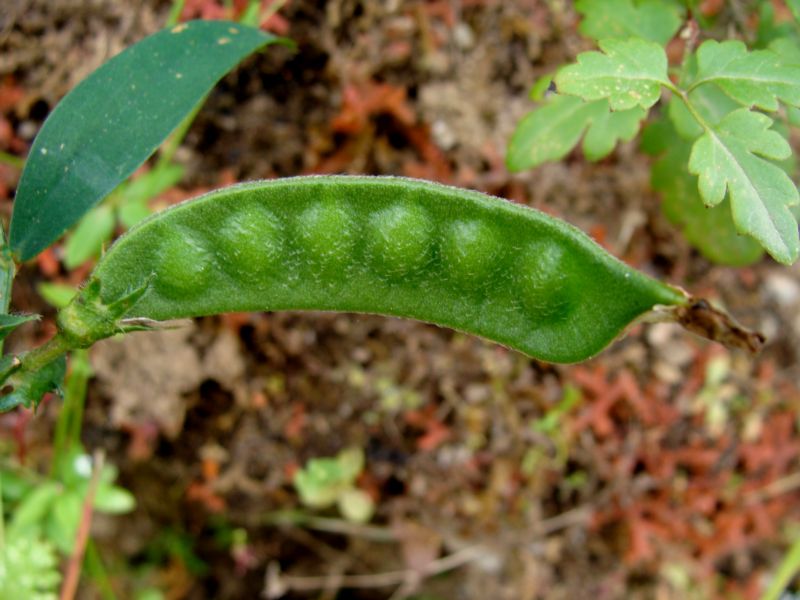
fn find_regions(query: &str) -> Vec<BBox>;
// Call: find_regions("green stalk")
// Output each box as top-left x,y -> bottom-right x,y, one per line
85,541 -> 118,600
662,81 -> 717,135
0,151 -> 24,170
154,101 -> 203,171
52,349 -> 91,474
0,472 -> 5,553
0,229 -> 17,355
12,333 -> 73,381
166,0 -> 186,27
763,535 -> 800,600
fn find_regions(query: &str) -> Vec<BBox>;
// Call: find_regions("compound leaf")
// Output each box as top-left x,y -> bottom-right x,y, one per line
507,95 -> 644,170
555,38 -> 669,110
10,20 -> 288,261
688,108 -> 799,264
648,120 -> 764,266
575,0 -> 684,45
692,40 -> 800,110
667,83 -> 740,140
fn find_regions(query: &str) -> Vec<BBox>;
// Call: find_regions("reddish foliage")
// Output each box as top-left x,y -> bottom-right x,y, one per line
283,401 -> 307,442
574,360 -> 800,590
36,247 -> 60,278
404,404 -> 452,451
331,82 -> 415,135
403,124 -> 453,182
0,77 -> 24,113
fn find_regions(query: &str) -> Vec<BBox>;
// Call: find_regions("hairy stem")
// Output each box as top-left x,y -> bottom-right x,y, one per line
0,229 -> 17,355
13,333 -> 74,379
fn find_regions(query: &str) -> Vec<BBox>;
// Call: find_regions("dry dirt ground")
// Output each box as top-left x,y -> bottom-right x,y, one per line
2,1 -> 800,599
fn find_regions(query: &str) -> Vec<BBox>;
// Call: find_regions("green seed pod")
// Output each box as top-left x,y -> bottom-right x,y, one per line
73,176 -> 689,363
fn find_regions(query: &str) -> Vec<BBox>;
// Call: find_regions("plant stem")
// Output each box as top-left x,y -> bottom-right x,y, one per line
261,0 -> 289,24
52,349 -> 91,476
0,472 -> 5,553
665,83 -> 716,134
0,151 -> 24,169
14,333 -> 74,379
763,534 -> 800,600
0,229 -> 17,355
166,0 -> 185,26
60,449 -> 105,600
85,541 -> 118,600
154,96 -> 205,172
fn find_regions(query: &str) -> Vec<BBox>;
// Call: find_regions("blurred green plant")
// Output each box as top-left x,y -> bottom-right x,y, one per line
293,447 -> 375,524
0,475 -> 61,599
0,290 -> 133,597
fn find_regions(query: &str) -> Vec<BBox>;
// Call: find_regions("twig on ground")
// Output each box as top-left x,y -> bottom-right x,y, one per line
263,544 -> 485,598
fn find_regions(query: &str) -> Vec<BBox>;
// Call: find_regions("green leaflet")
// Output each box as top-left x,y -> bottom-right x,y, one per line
506,95 -> 645,171
691,40 -> 800,110
0,314 -> 39,343
9,20 -> 289,261
688,109 -> 799,265
647,120 -> 764,266
0,355 -> 66,412
575,0 -> 684,45
555,38 -> 669,110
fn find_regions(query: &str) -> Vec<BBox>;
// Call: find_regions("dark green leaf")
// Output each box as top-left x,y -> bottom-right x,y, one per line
10,20 -> 288,260
0,313 -> 39,343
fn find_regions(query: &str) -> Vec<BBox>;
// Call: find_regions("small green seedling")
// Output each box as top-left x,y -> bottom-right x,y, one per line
508,0 -> 800,267
0,18 -> 760,413
293,448 -> 375,524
